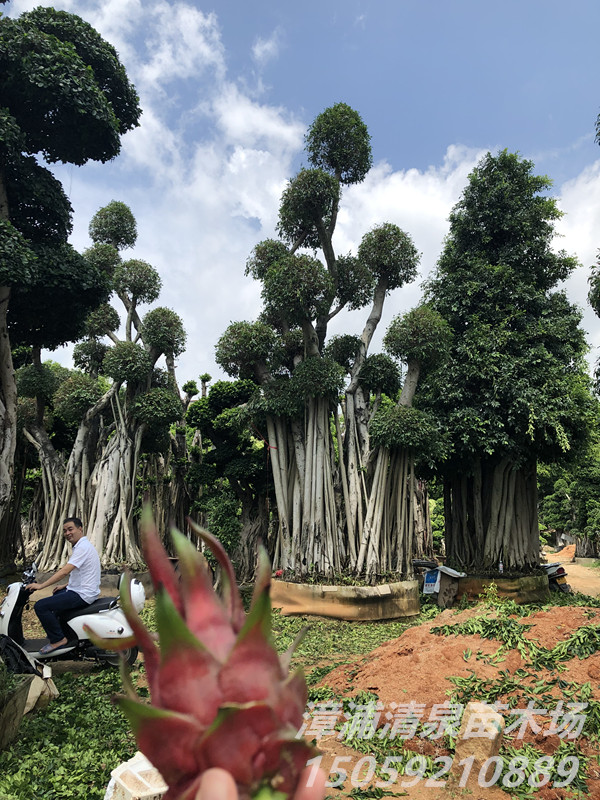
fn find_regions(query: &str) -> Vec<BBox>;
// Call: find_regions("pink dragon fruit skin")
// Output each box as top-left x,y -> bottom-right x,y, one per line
99,509 -> 316,800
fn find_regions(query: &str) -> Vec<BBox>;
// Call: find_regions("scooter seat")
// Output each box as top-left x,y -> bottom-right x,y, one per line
58,596 -> 118,623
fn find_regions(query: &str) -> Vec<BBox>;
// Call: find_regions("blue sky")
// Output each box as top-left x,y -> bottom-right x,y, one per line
7,0 -> 600,384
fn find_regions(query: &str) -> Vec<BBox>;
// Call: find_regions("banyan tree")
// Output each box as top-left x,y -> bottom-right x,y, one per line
215,103 -> 450,581
19,202 -> 187,568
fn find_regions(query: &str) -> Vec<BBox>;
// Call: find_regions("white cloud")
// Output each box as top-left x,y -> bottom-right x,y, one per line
252,29 -> 281,68
212,85 -> 304,151
135,3 -> 225,93
556,161 -> 600,365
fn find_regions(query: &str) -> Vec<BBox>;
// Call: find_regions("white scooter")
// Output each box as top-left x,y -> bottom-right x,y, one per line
0,563 -> 145,666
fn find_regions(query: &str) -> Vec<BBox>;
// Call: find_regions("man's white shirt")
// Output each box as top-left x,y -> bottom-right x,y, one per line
67,536 -> 101,603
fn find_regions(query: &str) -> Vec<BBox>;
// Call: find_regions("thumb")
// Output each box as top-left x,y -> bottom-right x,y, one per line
196,768 -> 238,800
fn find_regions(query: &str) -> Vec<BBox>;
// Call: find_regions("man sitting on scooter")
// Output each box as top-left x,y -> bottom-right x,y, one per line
28,517 -> 101,654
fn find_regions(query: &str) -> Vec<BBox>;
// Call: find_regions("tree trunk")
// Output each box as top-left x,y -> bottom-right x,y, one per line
444,459 -> 540,571
235,490 -> 269,583
575,536 -> 599,559
139,429 -> 191,550
33,389 -> 149,570
0,169 -> 18,557
0,285 -> 16,545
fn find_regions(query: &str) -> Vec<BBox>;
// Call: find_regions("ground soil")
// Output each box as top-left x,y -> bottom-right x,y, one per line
309,548 -> 600,799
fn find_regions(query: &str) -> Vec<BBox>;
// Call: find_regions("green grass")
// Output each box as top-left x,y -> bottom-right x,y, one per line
272,600 -> 440,668
0,669 -> 136,800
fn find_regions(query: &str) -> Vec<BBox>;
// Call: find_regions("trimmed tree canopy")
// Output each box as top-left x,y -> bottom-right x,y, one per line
424,150 -> 587,469
0,8 -> 140,165
305,102 -> 372,184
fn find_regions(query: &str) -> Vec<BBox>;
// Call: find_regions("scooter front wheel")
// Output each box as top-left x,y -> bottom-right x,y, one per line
97,646 -> 139,667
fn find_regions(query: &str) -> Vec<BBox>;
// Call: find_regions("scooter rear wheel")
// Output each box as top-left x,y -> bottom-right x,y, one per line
98,646 -> 138,667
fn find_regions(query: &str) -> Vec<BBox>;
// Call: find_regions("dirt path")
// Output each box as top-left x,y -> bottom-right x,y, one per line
545,546 -> 600,596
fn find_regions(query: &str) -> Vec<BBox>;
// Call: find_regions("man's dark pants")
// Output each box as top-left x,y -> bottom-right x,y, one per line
34,587 -> 88,644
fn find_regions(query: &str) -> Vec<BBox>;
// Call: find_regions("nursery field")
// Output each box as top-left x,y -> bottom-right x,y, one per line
1,589 -> 600,799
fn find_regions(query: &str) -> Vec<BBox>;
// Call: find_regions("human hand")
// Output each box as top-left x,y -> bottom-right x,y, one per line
52,585 -> 66,594
27,583 -> 43,592
195,766 -> 326,800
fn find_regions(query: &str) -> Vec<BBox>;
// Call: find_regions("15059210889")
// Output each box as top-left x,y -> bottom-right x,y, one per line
302,754 -> 581,792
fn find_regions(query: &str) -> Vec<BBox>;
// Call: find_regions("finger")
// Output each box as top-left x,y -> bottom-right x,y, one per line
196,768 -> 238,800
295,766 -> 326,800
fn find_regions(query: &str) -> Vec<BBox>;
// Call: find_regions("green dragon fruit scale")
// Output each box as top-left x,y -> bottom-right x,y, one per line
88,508 -> 316,800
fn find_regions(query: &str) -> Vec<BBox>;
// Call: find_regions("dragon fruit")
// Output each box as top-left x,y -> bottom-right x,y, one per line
93,509 -> 316,800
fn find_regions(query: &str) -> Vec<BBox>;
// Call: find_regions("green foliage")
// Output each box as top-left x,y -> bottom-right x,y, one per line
272,605 -> 439,669
538,436 -> 600,543
207,379 -> 256,415
442,151 -> 575,289
186,396 -> 211,434
73,339 -> 109,375
334,252 -> 376,310
245,239 -> 289,280
433,596 -> 600,674
291,356 -> 344,400
369,400 -> 448,464
357,223 -> 420,291
187,381 -> 257,439
323,334 -> 361,373
0,5 -> 141,402
277,168 -> 339,248
423,150 -> 589,470
84,303 -> 120,338
20,7 -> 140,133
0,107 -> 25,156
130,387 -> 182,426
10,345 -> 31,370
141,307 -> 186,357
262,253 -> 334,324
113,259 -> 161,305
429,494 -> 445,550
187,380 -> 267,508
150,368 -> 170,389
102,341 -> 153,384
0,670 -> 135,800
182,379 -> 198,397
16,397 -> 36,435
53,372 -> 105,425
358,353 -> 400,397
4,155 -> 72,244
215,320 -> 281,380
0,218 -> 35,286
83,242 -> 121,276
88,200 -> 137,249
202,489 -> 242,560
15,363 -> 58,402
0,9 -> 140,165
251,378 -> 303,419
384,305 -> 452,369
304,102 -> 372,185
9,241 -> 110,350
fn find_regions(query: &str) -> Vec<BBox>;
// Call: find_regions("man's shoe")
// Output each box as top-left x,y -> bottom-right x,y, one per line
40,639 -> 68,654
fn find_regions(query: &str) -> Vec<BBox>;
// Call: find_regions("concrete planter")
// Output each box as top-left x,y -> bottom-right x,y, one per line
270,578 -> 420,621
456,574 -> 550,605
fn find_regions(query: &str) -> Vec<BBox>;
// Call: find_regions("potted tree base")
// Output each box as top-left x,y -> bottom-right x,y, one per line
270,578 -> 420,621
456,574 -> 550,605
